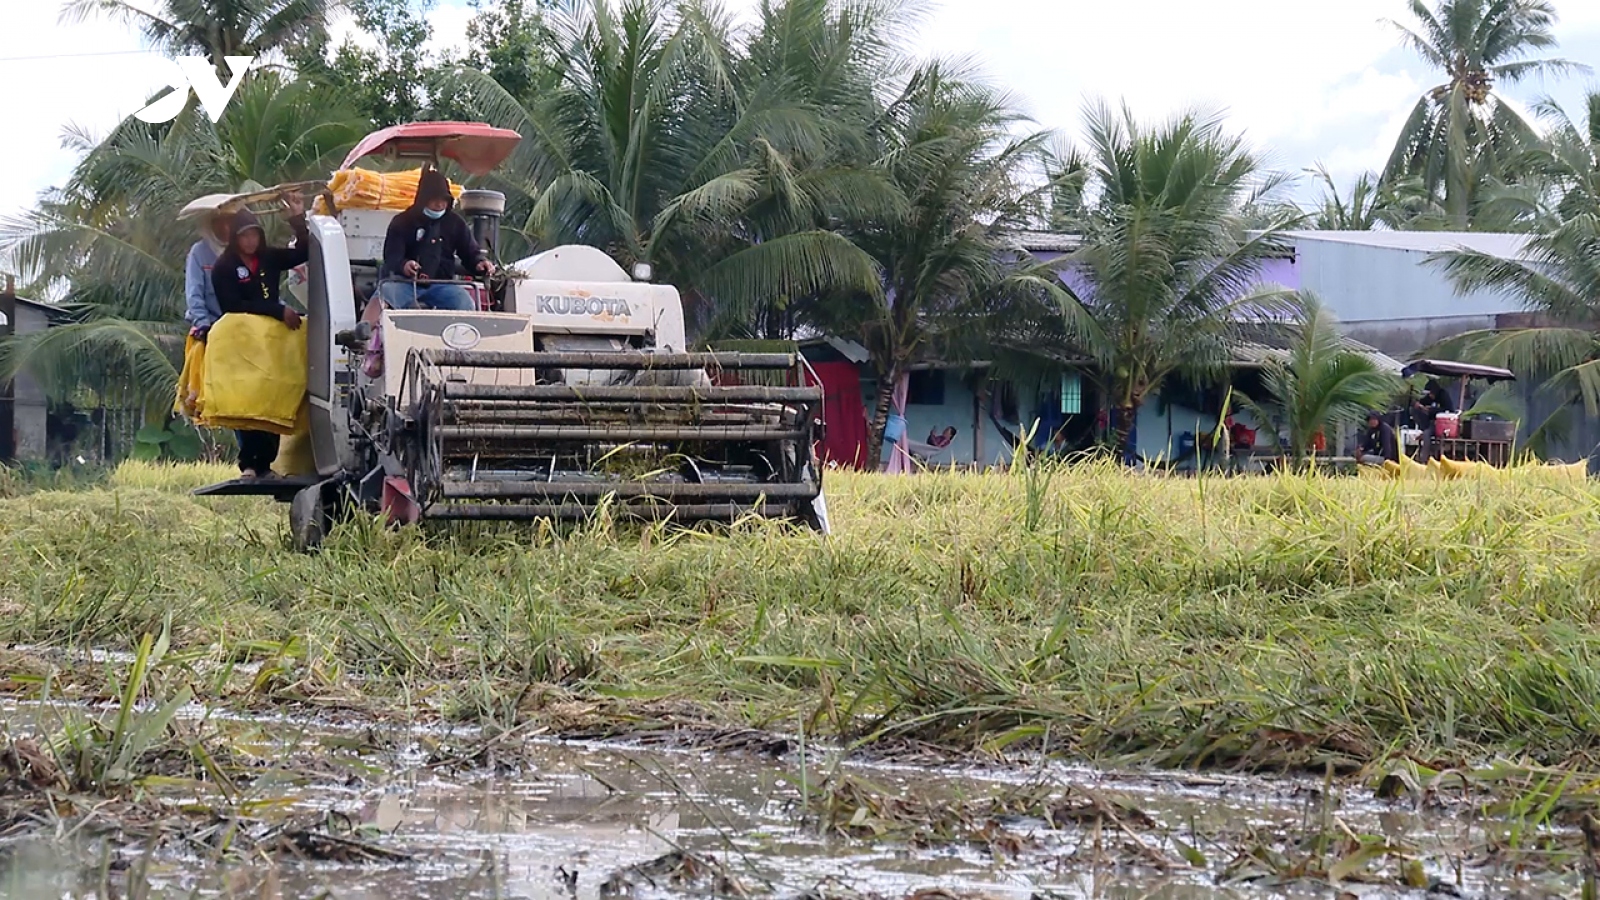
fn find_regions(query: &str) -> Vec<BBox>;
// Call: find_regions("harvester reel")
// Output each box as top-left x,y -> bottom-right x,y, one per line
395,349 -> 449,509
363,348 -> 827,527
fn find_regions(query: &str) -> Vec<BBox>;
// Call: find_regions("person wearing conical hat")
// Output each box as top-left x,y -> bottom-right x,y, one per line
183,209 -> 233,340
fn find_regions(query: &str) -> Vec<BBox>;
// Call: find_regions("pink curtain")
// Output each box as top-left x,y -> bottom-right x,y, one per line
883,372 -> 912,474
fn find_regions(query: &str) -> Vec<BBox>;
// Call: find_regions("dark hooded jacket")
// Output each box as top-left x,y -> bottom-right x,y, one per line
211,208 -> 309,322
381,168 -> 486,281
1360,417 -> 1400,463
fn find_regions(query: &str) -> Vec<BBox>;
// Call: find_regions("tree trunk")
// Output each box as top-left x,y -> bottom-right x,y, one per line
1445,170 -> 1470,230
1445,95 -> 1472,230
1111,403 -> 1138,466
867,367 -> 900,469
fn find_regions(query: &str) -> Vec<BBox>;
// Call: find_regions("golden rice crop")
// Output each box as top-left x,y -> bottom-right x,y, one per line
2,459 -> 1598,769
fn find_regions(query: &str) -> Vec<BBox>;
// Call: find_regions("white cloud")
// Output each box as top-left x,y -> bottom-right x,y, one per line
3,0 -> 1599,241
324,0 -> 472,55
326,9 -> 381,52
0,0 -> 480,253
423,3 -> 475,56
1317,103 -> 1418,182
0,3 -> 173,227
855,0 -> 1411,138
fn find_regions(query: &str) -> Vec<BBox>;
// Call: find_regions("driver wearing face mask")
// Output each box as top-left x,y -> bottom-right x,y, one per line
378,166 -> 496,312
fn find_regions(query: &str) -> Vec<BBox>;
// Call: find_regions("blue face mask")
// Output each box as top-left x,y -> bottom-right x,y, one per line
423,207 -> 446,220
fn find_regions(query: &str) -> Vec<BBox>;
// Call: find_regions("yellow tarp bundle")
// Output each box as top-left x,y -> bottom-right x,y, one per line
1548,460 -> 1590,480
174,335 -> 206,420
1381,456 -> 1431,480
1511,459 -> 1589,482
199,314 -> 308,436
271,398 -> 317,477
175,331 -> 316,475
1435,456 -> 1488,480
312,167 -> 463,215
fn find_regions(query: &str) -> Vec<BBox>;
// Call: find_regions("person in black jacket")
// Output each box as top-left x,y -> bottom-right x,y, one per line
210,194 -> 308,478
1355,411 -> 1400,465
378,167 -> 495,311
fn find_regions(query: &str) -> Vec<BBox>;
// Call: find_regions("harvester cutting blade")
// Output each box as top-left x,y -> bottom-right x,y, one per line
392,347 -> 827,528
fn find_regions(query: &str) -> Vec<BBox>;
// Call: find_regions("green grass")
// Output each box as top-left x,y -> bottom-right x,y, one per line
3,460 -> 1600,771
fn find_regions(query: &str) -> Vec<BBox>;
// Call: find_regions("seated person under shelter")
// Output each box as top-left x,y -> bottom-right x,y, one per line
379,167 -> 496,311
1409,378 -> 1457,459
1411,378 -> 1456,426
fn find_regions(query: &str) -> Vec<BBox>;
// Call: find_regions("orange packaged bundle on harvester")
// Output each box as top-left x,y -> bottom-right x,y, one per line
312,167 -> 463,214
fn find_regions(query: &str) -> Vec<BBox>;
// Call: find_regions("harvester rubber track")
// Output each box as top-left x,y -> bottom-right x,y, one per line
391,347 -> 827,527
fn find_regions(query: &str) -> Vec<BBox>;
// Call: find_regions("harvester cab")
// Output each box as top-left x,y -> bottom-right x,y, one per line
195,122 -> 830,549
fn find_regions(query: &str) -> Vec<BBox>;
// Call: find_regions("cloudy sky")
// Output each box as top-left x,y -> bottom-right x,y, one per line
3,0 -> 1600,233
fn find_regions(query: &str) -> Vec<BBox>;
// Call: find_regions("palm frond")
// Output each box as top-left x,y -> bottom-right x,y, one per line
0,319 -> 181,408
695,229 -> 883,322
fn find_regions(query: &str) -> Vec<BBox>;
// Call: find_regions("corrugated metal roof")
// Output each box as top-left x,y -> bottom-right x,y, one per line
1008,230 -> 1082,252
1233,322 -> 1405,372
1010,229 -> 1532,259
801,322 -> 1404,375
795,333 -> 870,363
1275,230 -> 1532,258
3,295 -> 70,325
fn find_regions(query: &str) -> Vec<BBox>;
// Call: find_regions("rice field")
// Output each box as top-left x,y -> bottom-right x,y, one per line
3,459 -> 1600,770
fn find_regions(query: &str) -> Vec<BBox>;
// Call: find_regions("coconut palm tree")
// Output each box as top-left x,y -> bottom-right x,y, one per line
1426,214 -> 1600,456
803,63 -> 1063,465
61,0 -> 341,67
1308,164 -> 1443,230
1524,90 -> 1600,222
1048,101 -> 1300,460
1422,90 -> 1600,457
437,0 -> 893,334
0,72 -> 366,413
1383,0 -> 1584,229
1240,294 -> 1404,461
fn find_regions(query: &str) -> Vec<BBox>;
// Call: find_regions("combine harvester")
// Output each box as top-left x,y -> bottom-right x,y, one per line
196,123 -> 829,549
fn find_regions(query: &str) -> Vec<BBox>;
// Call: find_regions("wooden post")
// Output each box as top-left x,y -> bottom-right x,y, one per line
973,381 -> 985,466
0,275 -> 15,462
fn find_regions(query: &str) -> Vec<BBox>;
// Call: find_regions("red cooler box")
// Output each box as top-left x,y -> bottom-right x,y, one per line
1434,413 -> 1460,439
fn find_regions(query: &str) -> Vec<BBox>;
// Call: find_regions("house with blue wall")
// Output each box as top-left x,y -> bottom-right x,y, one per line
797,327 -> 1402,470
788,228 -> 1579,469
1015,229 -> 1591,462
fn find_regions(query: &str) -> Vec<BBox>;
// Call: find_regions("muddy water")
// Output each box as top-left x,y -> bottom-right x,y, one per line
0,718 -> 1582,900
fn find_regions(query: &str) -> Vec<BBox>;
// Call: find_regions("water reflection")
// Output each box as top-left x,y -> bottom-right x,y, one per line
0,738 -> 1582,899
